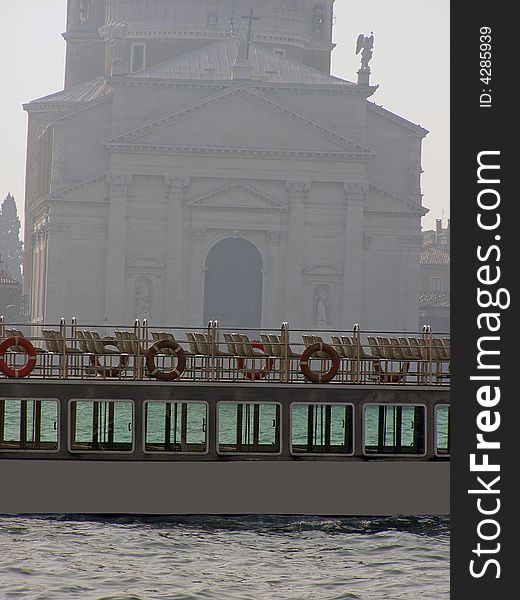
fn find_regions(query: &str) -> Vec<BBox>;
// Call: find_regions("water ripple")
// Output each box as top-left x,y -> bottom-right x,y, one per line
0,515 -> 449,599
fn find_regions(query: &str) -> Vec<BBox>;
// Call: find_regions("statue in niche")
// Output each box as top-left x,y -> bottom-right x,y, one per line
134,277 -> 152,321
313,6 -> 324,36
313,285 -> 331,327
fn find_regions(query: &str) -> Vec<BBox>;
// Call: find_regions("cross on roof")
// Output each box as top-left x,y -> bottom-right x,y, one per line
242,9 -> 260,59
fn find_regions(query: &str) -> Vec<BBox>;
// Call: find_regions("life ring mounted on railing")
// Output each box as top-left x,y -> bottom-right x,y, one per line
0,336 -> 37,379
89,338 -> 129,378
300,342 -> 340,384
236,341 -> 274,381
146,339 -> 186,381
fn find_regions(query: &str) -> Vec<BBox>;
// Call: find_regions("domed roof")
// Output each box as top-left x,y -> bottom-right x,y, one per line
105,0 -> 334,47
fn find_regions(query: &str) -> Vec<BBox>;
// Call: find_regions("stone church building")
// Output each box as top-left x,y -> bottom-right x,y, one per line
23,0 -> 428,331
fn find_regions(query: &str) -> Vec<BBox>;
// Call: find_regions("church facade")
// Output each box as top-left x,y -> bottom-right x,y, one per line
23,0 -> 428,331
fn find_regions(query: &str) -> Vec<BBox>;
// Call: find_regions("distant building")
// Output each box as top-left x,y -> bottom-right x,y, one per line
419,219 -> 450,332
0,193 -> 23,283
23,0 -> 428,331
0,270 -> 22,321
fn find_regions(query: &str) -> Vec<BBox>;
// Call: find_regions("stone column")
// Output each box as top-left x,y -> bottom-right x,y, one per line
108,23 -> 128,76
31,221 -> 48,323
264,231 -> 282,327
50,124 -> 66,189
342,183 -> 366,329
163,176 -> 189,326
284,182 -> 310,327
104,175 -> 132,324
185,228 -> 206,327
398,228 -> 422,332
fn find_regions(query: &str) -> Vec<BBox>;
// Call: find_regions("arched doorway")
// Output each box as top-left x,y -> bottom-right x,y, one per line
203,238 -> 263,329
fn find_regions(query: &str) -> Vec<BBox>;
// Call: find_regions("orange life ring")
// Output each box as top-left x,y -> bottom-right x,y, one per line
236,341 -> 274,381
146,339 -> 186,381
0,336 -> 37,379
300,342 -> 340,384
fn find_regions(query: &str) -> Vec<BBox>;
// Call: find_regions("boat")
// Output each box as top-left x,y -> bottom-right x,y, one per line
0,319 -> 450,515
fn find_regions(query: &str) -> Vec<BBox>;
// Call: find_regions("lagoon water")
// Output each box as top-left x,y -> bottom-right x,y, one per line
0,515 -> 449,600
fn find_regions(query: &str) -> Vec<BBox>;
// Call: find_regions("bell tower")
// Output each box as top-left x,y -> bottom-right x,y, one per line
63,0 -> 107,88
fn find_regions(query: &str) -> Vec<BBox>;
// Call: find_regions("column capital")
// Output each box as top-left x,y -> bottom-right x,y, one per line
107,174 -> 132,196
267,231 -> 282,245
344,182 -> 368,204
286,181 -> 311,202
187,227 -> 206,242
165,176 -> 190,199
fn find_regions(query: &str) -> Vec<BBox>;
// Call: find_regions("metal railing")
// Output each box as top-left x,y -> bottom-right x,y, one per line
0,316 -> 450,386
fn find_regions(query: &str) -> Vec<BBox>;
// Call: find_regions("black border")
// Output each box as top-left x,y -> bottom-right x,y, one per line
451,3 -> 515,596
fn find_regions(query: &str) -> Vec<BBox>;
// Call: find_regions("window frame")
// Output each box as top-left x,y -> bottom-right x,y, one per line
430,276 -> 443,291
0,397 -> 60,453
130,43 -> 146,73
216,401 -> 282,456
142,400 -> 209,455
362,403 -> 428,458
68,398 -> 135,454
434,403 -> 450,458
289,402 -> 355,457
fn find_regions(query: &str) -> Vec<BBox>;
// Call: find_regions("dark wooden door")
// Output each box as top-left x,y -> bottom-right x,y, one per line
203,238 -> 263,329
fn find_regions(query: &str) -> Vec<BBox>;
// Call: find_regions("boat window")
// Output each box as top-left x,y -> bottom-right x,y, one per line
0,398 -> 58,451
435,405 -> 450,456
69,400 -> 133,452
291,403 -> 353,455
364,404 -> 426,455
218,403 -> 280,453
144,402 -> 207,453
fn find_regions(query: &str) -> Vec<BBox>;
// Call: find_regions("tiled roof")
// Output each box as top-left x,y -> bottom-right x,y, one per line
28,77 -> 112,105
419,291 -> 450,308
0,273 -> 20,286
420,246 -> 450,265
132,38 -> 351,86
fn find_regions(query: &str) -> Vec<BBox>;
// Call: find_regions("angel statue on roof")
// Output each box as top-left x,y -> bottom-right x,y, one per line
356,32 -> 374,70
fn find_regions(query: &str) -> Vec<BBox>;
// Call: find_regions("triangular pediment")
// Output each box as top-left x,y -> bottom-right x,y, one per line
103,87 -> 375,159
367,184 -> 428,216
49,174 -> 108,202
187,183 -> 286,211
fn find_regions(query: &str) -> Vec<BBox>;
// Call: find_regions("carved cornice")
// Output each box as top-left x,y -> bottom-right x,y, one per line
104,144 -> 369,161
113,77 -> 369,96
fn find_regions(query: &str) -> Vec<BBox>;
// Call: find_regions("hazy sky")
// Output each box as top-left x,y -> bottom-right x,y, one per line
1,0 -> 449,234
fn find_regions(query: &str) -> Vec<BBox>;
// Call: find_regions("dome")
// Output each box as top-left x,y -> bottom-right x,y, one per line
105,0 -> 334,47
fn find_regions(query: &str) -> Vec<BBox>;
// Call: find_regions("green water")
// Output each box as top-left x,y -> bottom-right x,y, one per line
0,399 -> 450,455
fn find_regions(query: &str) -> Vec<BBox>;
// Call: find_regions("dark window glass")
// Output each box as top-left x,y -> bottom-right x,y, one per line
291,403 -> 353,454
364,405 -> 426,455
131,45 -> 145,72
436,405 -> 450,455
70,400 -> 133,452
0,399 -> 58,451
218,403 -> 280,453
145,402 -> 207,453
